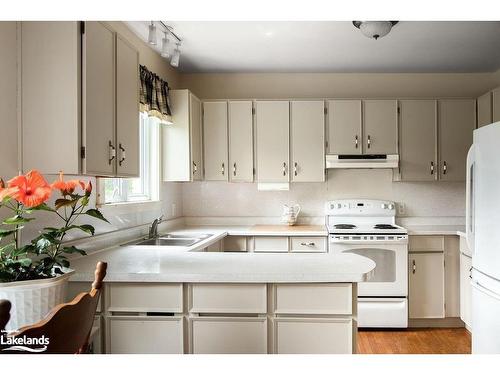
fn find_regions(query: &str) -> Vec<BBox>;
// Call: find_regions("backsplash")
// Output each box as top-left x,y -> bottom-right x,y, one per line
182,169 -> 466,219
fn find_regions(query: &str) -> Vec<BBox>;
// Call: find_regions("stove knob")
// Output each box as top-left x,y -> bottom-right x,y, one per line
381,203 -> 387,209
336,203 -> 342,209
388,203 -> 395,210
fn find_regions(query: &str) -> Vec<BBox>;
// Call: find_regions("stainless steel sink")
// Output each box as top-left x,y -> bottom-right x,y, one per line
129,233 -> 211,247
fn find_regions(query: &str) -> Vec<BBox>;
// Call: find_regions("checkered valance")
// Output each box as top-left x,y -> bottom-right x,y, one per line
139,65 -> 172,124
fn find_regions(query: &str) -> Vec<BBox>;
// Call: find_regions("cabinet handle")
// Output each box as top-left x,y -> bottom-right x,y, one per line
412,259 -> 416,274
221,162 -> 225,175
367,135 -> 371,149
430,161 -> 434,175
118,143 -> 126,166
108,141 -> 116,165
193,161 -> 197,175
469,266 -> 473,279
355,135 -> 359,149
300,242 -> 315,246
443,161 -> 447,175
294,162 -> 298,176
283,162 -> 287,176
233,162 -> 237,177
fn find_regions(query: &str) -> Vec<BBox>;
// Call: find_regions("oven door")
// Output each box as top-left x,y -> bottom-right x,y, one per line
329,238 -> 408,297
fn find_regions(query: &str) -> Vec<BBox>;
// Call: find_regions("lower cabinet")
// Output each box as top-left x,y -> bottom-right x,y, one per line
107,316 -> 184,354
253,236 -> 289,252
272,317 -> 353,354
190,317 -> 268,354
460,252 -> 473,330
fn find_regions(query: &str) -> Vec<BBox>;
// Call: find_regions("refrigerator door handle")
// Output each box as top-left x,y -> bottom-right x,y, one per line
472,280 -> 500,302
466,145 -> 475,255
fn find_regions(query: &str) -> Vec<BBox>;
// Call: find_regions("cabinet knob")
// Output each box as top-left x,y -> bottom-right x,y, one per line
108,141 -> 116,165
443,161 -> 447,175
355,135 -> 359,149
193,161 -> 197,175
221,162 -> 225,175
412,259 -> 416,274
233,162 -> 237,177
430,161 -> 434,175
283,162 -> 287,176
300,242 -> 315,246
294,162 -> 298,176
119,143 -> 126,166
367,135 -> 371,149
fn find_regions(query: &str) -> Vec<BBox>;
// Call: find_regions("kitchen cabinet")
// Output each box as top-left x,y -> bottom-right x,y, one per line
493,87 -> 500,123
21,21 -> 140,177
222,235 -> 248,252
460,252 -> 473,330
203,101 -> 228,181
228,101 -> 254,182
253,236 -> 289,252
477,92 -> 492,128
409,252 -> 445,319
444,236 -> 460,318
163,89 -> 203,181
115,34 -> 140,177
290,101 -> 325,182
438,99 -> 475,181
327,100 -> 362,155
289,236 -> 327,253
399,100 -> 437,181
363,100 -> 398,154
255,101 -> 289,182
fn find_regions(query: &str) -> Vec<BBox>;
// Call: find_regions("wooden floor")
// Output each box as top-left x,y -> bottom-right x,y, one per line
357,328 -> 471,354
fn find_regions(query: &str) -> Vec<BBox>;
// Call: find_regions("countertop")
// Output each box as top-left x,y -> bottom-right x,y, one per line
172,224 -> 328,237
404,225 -> 466,236
70,246 -> 375,283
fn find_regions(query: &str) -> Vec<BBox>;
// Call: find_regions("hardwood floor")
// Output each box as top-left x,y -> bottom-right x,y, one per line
357,328 -> 471,354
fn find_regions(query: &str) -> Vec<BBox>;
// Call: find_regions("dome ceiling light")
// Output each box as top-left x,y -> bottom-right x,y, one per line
352,21 -> 399,40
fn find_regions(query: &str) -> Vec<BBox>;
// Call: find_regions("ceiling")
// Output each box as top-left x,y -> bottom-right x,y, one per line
126,21 -> 500,73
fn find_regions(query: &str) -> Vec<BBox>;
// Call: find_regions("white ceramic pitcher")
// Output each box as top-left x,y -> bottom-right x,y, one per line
281,204 -> 301,226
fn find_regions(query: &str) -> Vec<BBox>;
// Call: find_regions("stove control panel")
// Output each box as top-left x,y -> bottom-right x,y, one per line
326,199 -> 396,216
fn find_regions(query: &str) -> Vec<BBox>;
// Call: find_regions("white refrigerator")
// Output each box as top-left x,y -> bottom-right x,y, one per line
466,121 -> 500,353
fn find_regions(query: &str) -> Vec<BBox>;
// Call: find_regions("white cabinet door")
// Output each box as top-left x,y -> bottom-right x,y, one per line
228,101 -> 254,182
438,99 -> 475,181
255,101 -> 289,182
273,318 -> 353,354
290,101 -> 325,182
108,317 -> 184,354
477,92 -> 492,128
409,252 -> 445,318
191,317 -> 267,354
116,34 -> 139,177
21,21 -> 81,175
363,100 -> 398,154
327,100 -> 362,155
399,100 -> 437,181
190,93 -> 203,181
460,253 -> 473,329
493,87 -> 500,123
203,101 -> 228,181
82,21 -> 116,176
253,236 -> 289,252
444,236 -> 460,318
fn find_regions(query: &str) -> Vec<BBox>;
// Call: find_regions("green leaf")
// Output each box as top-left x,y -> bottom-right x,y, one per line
3,215 -> 34,225
78,224 -> 95,235
15,258 -> 32,267
85,209 -> 109,223
63,246 -> 86,256
55,198 -> 76,210
0,228 -> 18,239
29,203 -> 55,212
0,242 -> 16,255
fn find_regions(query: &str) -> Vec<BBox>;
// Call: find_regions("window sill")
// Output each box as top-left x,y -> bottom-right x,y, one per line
97,199 -> 162,214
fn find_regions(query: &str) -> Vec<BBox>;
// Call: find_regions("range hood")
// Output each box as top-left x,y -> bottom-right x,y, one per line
326,154 -> 399,169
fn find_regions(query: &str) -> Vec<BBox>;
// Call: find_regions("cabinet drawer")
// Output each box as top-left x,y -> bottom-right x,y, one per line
409,235 -> 444,252
274,283 -> 352,314
223,235 -> 247,252
67,282 -> 102,312
191,317 -> 267,354
107,283 -> 183,313
253,236 -> 288,252
108,316 -> 184,354
190,283 -> 267,314
290,236 -> 326,253
273,317 -> 353,354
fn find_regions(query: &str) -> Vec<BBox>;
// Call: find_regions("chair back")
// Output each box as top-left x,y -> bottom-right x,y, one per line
0,261 -> 106,354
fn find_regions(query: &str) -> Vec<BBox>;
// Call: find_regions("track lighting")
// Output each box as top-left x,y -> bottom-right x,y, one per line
161,32 -> 170,58
170,43 -> 181,67
148,21 -> 157,45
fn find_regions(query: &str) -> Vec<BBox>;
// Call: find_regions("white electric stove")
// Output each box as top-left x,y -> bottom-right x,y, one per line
326,199 -> 409,328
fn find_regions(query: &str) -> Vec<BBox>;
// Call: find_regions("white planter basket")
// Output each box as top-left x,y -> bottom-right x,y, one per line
0,269 -> 74,331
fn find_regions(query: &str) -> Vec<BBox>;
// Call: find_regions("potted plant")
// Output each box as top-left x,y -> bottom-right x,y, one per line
0,170 -> 108,331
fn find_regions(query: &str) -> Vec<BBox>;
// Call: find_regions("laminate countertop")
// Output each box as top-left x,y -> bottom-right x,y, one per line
404,225 -> 466,236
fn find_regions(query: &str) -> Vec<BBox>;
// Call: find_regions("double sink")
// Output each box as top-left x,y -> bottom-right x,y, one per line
132,233 -> 212,247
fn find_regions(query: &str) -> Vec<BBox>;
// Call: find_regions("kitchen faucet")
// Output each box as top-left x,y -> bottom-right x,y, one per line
148,215 -> 164,239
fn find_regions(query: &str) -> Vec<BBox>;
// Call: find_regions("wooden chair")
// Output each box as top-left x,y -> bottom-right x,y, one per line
0,261 -> 107,354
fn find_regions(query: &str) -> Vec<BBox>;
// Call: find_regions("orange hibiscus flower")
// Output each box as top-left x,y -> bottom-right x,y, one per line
51,172 -> 85,195
7,170 -> 52,208
0,178 -> 19,202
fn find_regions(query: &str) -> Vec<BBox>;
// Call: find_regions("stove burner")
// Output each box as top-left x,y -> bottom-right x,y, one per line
374,224 -> 398,230
334,224 -> 357,229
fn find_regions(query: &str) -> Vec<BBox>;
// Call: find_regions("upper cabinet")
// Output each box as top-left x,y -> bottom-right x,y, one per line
477,92 -> 492,128
438,99 -> 475,182
255,101 -> 290,183
203,101 -> 228,181
327,100 -> 362,155
21,21 -> 140,177
327,99 -> 397,155
399,100 -> 437,181
163,89 -> 203,182
363,100 -> 398,154
228,101 -> 254,182
290,101 -> 325,182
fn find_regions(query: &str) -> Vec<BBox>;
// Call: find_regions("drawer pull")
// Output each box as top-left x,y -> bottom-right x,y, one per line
412,259 -> 416,274
300,242 -> 315,246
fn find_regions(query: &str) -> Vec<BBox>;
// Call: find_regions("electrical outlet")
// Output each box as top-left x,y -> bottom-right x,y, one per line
397,202 -> 406,215
171,203 -> 177,217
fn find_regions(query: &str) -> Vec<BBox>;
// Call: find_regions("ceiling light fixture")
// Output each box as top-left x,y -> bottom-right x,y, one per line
170,43 -> 181,68
161,32 -> 170,58
148,21 -> 157,45
352,21 -> 398,40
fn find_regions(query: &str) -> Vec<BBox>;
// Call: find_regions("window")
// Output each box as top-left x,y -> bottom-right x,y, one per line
99,112 -> 160,204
